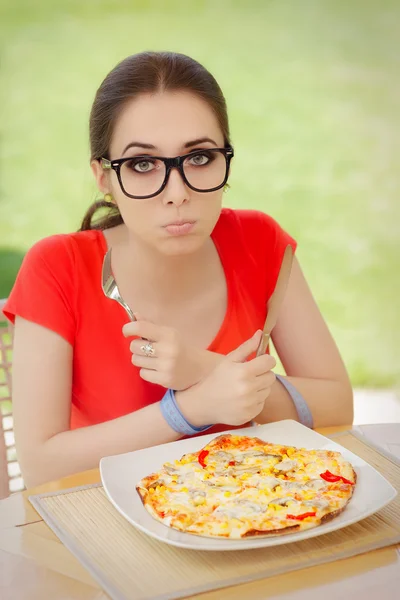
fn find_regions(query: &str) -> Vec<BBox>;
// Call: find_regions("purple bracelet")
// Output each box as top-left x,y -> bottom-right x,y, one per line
275,374 -> 314,428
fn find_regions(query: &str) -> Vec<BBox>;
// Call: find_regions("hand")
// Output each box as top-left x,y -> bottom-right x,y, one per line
122,317 -> 222,390
176,330 -> 276,427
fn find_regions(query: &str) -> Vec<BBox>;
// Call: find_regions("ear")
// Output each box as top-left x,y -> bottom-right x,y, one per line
91,159 -> 110,195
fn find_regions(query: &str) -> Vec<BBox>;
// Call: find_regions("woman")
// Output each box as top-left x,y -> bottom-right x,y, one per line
4,52 -> 353,487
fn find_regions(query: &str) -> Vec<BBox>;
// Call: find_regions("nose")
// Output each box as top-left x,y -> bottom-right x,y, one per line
161,167 -> 189,207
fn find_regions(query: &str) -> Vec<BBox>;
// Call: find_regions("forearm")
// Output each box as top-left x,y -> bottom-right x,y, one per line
256,376 -> 354,428
20,349 -> 223,487
21,402 -> 181,487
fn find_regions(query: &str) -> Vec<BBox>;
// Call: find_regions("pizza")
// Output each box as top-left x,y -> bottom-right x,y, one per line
136,433 -> 356,539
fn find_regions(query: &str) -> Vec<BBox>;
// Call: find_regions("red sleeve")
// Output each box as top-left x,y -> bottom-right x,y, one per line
3,235 -> 76,345
256,211 -> 297,299
228,209 -> 297,300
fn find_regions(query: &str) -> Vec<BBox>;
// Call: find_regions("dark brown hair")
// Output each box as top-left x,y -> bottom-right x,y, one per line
80,51 -> 231,231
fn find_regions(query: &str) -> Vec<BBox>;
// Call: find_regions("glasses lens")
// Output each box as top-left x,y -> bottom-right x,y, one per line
120,158 -> 166,198
183,150 -> 227,191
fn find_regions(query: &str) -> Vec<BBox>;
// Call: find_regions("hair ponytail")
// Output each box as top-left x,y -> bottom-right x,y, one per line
79,199 -> 123,231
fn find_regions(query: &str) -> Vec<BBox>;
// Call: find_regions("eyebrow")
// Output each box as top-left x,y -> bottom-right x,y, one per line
184,137 -> 218,148
122,141 -> 156,154
122,137 -> 218,155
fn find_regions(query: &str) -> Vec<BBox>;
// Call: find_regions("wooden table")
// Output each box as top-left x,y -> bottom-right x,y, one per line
1,424 -> 400,600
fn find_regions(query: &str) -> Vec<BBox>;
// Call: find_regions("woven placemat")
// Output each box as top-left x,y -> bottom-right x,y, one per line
29,431 -> 400,600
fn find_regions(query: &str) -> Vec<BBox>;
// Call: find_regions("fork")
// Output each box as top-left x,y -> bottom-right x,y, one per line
101,248 -> 136,321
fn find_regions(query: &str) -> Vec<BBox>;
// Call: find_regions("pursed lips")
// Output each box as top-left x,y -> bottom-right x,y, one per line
163,219 -> 196,227
163,220 -> 197,236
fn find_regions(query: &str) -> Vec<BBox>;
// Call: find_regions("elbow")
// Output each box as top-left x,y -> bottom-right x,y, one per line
16,443 -> 56,489
21,471 -> 46,489
18,454 -> 48,489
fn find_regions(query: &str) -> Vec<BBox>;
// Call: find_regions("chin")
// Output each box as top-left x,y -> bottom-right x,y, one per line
157,234 -> 206,256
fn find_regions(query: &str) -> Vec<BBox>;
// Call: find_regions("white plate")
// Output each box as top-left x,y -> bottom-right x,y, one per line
100,420 -> 397,551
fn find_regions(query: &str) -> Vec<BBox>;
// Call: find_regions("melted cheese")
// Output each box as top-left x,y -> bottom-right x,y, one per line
139,435 -> 355,538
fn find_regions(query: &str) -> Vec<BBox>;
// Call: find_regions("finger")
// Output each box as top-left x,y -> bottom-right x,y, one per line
257,385 -> 273,401
244,353 -> 276,376
139,368 -> 168,386
122,320 -> 165,341
255,395 -> 266,409
247,394 -> 266,416
252,389 -> 270,406
252,371 -> 276,392
131,354 -> 160,370
130,339 -> 159,357
252,396 -> 267,418
133,312 -> 150,322
227,330 -> 262,363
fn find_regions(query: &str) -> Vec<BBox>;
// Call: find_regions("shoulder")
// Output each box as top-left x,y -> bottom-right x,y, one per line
12,230 -> 104,296
216,207 -> 285,232
213,208 -> 297,299
21,230 -> 103,270
214,208 -> 296,252
3,230 -> 104,337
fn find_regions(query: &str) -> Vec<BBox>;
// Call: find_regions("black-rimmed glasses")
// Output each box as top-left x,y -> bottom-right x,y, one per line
100,147 -> 234,200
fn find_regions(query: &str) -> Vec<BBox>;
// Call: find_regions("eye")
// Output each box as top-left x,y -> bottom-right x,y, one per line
188,153 -> 211,166
127,159 -> 156,173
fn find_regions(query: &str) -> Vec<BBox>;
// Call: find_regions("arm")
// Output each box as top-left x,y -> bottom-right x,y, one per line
12,318 -> 271,487
12,317 -> 182,487
256,256 -> 353,427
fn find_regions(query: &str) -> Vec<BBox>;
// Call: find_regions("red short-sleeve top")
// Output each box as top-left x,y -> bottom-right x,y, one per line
4,209 -> 296,434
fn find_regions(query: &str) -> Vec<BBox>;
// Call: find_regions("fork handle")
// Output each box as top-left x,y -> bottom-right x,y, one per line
123,303 -> 150,342
121,301 -> 136,322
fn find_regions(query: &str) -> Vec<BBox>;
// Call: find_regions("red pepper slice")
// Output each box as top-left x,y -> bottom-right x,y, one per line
198,450 -> 209,468
320,470 -> 354,485
287,511 -> 316,521
228,461 -> 236,466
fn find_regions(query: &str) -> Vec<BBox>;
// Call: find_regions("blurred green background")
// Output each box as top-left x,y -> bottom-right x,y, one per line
0,0 -> 399,388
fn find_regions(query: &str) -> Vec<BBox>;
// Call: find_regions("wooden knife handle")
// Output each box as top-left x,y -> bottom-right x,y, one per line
256,333 -> 270,357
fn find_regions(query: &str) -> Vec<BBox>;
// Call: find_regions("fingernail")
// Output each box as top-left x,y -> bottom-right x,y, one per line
122,323 -> 135,337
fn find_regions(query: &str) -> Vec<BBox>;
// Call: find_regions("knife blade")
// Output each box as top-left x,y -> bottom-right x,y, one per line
256,244 -> 294,356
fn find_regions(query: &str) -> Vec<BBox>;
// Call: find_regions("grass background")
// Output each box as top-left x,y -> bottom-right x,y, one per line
0,0 -> 399,388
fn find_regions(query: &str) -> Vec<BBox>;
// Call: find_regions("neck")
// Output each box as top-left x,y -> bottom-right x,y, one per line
113,226 -> 216,302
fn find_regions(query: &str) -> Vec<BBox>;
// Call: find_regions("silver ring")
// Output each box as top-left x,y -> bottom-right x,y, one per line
140,341 -> 155,357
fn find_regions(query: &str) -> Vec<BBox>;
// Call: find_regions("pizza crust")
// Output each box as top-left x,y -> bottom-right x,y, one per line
242,523 -> 301,537
137,434 -> 357,539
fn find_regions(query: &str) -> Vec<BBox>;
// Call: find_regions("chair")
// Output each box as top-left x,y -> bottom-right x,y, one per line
0,299 -> 23,499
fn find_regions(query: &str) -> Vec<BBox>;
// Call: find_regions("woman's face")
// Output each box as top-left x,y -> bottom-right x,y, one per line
93,91 -> 227,256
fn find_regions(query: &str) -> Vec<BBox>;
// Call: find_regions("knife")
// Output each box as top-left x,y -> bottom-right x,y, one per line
256,244 -> 294,356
